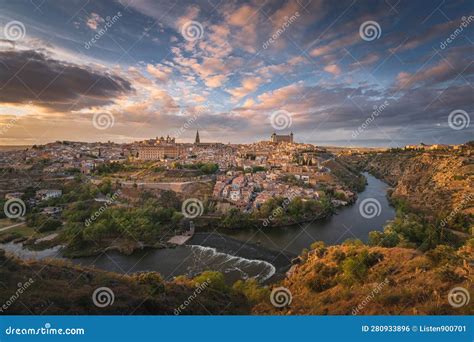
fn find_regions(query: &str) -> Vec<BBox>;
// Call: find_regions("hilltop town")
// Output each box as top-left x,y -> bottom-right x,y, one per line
0,132 -> 353,216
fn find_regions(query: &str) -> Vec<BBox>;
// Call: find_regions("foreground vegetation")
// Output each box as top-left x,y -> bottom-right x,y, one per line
0,250 -> 251,315
254,239 -> 472,315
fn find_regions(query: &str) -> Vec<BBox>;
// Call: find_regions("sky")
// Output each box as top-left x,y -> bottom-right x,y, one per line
0,0 -> 473,147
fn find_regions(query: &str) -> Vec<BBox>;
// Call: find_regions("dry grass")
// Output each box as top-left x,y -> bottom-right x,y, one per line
253,244 -> 473,315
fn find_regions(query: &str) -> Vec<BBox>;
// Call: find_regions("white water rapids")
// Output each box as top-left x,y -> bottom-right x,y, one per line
186,245 -> 276,282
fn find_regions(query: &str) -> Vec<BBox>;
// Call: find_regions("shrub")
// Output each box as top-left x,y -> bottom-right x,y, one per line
381,293 -> 403,306
341,250 -> 382,285
193,271 -> 228,292
233,279 -> 269,303
426,245 -> 461,266
342,238 -> 364,246
134,272 -> 165,294
0,232 -> 22,243
199,163 -> 219,174
342,256 -> 368,285
331,250 -> 346,264
36,219 -> 62,233
435,265 -> 465,282
365,251 -> 384,267
368,230 -> 400,247
310,241 -> 327,258
307,262 -> 338,292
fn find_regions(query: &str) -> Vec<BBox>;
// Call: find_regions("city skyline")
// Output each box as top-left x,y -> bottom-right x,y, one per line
0,0 -> 473,147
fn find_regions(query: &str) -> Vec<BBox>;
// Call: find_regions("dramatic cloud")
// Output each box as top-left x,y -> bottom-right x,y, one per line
0,0 -> 472,145
396,48 -> 474,89
0,50 -> 133,111
146,63 -> 173,82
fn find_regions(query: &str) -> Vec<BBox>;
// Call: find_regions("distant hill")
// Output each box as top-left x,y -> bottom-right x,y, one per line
0,145 -> 30,151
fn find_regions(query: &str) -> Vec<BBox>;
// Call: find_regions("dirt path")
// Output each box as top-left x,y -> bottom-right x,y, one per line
0,222 -> 25,232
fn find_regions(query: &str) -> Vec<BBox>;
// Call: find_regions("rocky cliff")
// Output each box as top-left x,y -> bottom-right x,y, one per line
338,146 -> 473,232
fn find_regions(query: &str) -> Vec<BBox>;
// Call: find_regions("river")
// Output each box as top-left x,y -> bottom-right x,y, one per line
224,173 -> 395,254
0,173 -> 395,284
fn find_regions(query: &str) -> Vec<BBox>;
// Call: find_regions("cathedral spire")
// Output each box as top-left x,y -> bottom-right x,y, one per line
195,130 -> 200,144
